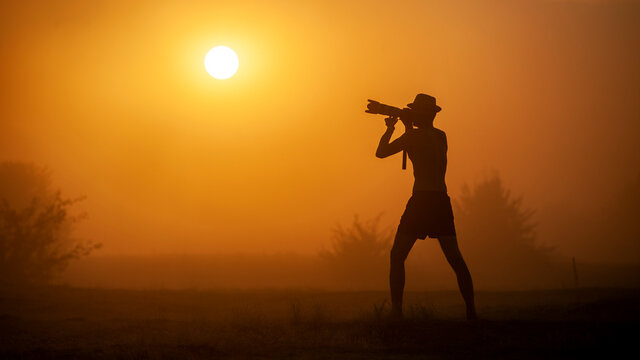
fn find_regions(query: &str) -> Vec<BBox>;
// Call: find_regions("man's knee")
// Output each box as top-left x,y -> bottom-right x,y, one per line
390,232 -> 414,264
438,236 -> 466,266
390,246 -> 406,265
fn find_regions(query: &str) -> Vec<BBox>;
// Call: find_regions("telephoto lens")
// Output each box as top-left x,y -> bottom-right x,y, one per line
365,99 -> 408,118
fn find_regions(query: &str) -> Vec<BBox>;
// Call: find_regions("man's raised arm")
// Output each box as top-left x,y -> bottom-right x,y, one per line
376,116 -> 409,158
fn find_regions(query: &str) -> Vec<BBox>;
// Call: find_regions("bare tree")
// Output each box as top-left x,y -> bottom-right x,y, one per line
0,162 -> 100,287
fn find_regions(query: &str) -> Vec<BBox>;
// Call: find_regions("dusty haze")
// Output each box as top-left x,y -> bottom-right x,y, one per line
1,0 -> 639,266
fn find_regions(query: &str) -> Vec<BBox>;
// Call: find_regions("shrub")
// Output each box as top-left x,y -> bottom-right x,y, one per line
319,214 -> 393,289
454,174 -> 558,288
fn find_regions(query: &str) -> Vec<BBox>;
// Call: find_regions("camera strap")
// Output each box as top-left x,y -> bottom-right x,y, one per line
402,150 -> 407,170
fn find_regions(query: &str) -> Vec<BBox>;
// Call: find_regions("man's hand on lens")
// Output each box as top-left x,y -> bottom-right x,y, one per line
385,116 -> 398,128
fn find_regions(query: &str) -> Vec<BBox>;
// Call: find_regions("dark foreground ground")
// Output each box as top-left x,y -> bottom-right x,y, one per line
1,287 -> 638,359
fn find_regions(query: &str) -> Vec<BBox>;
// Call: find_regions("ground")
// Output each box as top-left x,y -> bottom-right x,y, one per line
1,287 -> 638,359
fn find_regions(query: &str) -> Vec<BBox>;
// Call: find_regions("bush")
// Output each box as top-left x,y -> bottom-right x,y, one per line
454,174 -> 559,289
319,214 -> 393,289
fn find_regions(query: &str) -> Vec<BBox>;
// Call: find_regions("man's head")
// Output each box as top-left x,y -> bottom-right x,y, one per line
405,93 -> 441,128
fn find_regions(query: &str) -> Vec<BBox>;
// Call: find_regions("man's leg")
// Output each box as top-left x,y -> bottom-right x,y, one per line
390,231 -> 417,317
437,235 -> 477,319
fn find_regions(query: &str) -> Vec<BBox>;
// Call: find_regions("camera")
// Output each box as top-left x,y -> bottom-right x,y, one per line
365,99 -> 412,118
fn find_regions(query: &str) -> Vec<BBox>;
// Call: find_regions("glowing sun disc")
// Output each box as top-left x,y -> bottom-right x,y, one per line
204,46 -> 239,79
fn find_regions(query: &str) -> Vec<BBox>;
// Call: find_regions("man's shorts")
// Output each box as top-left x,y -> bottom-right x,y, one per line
397,190 -> 457,239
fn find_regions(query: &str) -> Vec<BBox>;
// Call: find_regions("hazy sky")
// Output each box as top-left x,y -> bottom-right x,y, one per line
1,0 -> 638,259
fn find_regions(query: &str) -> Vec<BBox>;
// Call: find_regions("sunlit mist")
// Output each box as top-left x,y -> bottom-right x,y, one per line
0,0 -> 639,284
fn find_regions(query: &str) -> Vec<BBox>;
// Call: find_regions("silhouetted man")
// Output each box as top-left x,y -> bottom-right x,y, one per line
376,94 -> 476,320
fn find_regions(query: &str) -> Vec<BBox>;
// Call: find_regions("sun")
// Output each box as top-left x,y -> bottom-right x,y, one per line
204,46 -> 239,79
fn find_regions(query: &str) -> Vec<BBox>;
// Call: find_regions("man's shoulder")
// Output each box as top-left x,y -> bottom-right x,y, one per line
433,127 -> 447,139
433,127 -> 446,135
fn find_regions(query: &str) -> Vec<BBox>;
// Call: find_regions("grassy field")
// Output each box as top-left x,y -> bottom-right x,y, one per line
1,287 -> 638,359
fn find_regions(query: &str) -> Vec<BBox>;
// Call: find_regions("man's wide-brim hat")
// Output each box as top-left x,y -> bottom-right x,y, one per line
407,93 -> 441,113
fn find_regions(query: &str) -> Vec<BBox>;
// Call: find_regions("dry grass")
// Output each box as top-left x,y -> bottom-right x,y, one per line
1,287 -> 638,359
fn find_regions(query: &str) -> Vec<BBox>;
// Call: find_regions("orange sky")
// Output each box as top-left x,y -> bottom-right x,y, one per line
1,0 -> 639,259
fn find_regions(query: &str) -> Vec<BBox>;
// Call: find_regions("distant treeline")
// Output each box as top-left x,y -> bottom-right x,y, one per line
3,161 -> 639,291
60,252 -> 640,291
61,173 -> 640,291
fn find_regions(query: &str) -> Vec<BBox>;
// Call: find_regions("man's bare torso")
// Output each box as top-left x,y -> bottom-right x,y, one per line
403,127 -> 448,192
